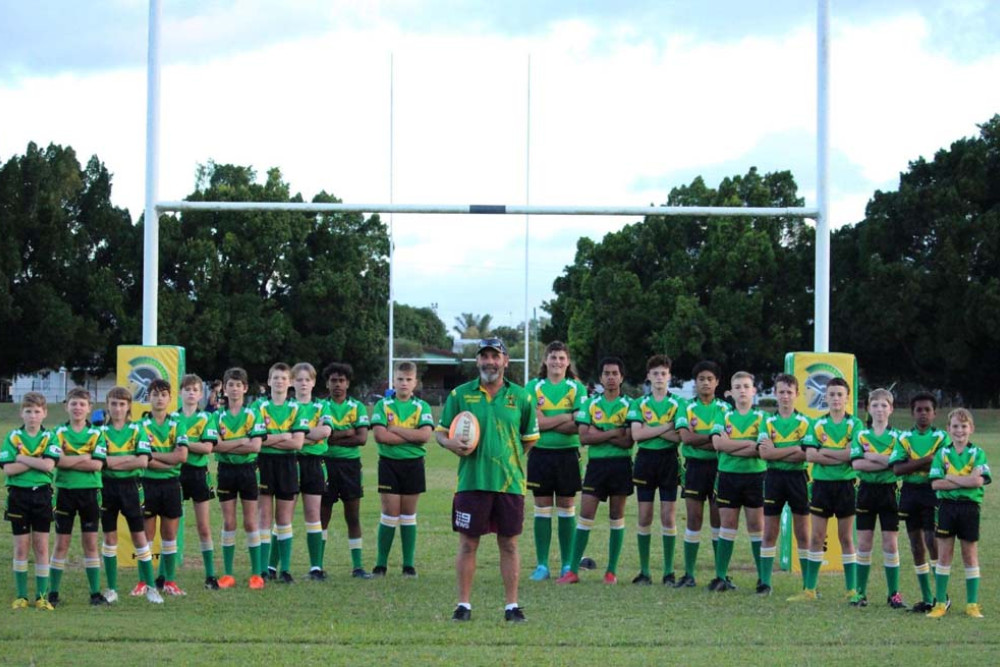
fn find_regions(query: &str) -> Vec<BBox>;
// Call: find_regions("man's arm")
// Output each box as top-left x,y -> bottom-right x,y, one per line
436,429 -> 474,457
892,454 -> 934,476
712,434 -> 757,456
630,422 -> 671,442
388,425 -> 433,444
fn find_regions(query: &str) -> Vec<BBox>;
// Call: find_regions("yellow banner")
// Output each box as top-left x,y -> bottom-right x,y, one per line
783,352 -> 858,418
116,515 -> 161,568
116,345 -> 186,420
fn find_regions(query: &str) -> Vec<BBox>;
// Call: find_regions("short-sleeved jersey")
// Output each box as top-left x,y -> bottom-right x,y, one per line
929,443 -> 992,504
889,426 -> 950,485
676,397 -> 730,461
803,413 -> 863,482
254,398 -> 308,456
850,426 -> 900,484
325,398 -> 370,460
371,396 -> 435,460
294,400 -> 333,456
760,412 -> 810,472
52,422 -> 107,489
215,405 -> 266,465
437,378 -> 539,494
171,410 -> 218,468
101,422 -> 152,480
1,427 -> 61,488
713,409 -> 767,474
576,394 -> 632,459
627,393 -> 684,451
142,416 -> 189,480
525,377 -> 587,450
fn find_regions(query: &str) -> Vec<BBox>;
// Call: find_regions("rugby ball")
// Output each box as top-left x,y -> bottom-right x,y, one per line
448,411 -> 481,455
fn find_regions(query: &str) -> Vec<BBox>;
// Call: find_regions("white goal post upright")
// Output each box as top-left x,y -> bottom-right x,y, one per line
142,0 -> 833,380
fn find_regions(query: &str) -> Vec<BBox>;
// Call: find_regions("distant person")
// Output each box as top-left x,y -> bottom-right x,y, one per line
206,381 -> 222,413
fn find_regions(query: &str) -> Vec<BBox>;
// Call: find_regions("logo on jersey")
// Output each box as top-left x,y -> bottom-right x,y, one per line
594,410 -> 604,420
537,396 -> 545,407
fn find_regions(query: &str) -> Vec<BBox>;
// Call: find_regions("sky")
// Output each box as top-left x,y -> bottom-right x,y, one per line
2,0 -> 999,337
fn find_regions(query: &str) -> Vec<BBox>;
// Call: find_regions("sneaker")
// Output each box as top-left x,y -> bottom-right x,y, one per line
726,576 -> 737,590
248,575 -> 265,590
204,576 -> 221,590
451,605 -> 471,622
155,575 -> 166,591
965,603 -> 984,619
266,568 -> 277,581
130,582 -> 149,597
35,597 -> 54,611
887,592 -> 907,610
162,581 -> 186,596
844,588 -> 858,600
662,573 -> 676,586
352,568 -> 373,579
849,593 -> 868,607
707,577 -> 724,592
756,582 -> 772,597
530,565 -> 550,581
672,574 -> 696,588
278,571 -> 295,584
217,575 -> 236,589
145,587 -> 164,604
11,597 -> 29,610
631,573 -> 652,585
371,566 -> 387,578
603,572 -> 618,585
89,592 -> 110,606
504,606 -> 527,623
47,591 -> 60,607
555,571 -> 579,584
401,566 -> 418,578
786,589 -> 818,602
579,557 -> 597,570
910,600 -> 934,614
308,569 -> 327,582
926,602 -> 949,618
560,564 -> 572,577
103,589 -> 119,604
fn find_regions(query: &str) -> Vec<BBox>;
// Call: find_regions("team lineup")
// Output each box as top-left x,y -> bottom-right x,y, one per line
1,338 -> 990,622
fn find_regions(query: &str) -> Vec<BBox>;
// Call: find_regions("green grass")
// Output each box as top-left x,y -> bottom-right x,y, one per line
1,403 -> 998,664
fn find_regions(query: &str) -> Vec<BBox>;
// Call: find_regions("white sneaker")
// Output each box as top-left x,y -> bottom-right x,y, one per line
103,589 -> 119,604
145,587 -> 164,604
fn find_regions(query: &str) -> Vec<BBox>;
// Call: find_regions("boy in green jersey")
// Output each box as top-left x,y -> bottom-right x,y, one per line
674,360 -> 729,588
100,386 -> 162,604
850,388 -> 905,608
793,378 -> 862,602
890,392 -> 948,612
290,362 -> 333,580
371,362 -> 434,577
320,362 -> 372,579
710,371 -> 767,593
214,367 -> 266,590
757,374 -> 810,595
627,355 -> 684,586
49,388 -> 108,606
2,392 -> 61,610
557,357 -> 633,585
142,380 -> 189,596
174,374 -> 221,590
525,341 -> 588,581
255,362 -> 306,583
926,408 -> 991,619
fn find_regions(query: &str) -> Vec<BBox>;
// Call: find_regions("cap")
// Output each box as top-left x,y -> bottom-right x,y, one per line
476,337 -> 508,356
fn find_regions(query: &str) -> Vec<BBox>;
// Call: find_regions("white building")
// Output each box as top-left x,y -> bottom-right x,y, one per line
12,368 -> 117,404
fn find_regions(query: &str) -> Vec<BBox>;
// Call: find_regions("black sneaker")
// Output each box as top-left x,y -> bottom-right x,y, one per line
47,591 -> 60,606
401,566 -> 418,578
155,575 -> 166,591
89,592 -> 110,606
278,571 -> 295,584
632,573 -> 653,585
672,574 -> 696,588
662,573 -> 676,586
452,605 -> 471,622
308,569 -> 327,582
371,566 -> 387,578
352,568 -> 373,579
707,577 -> 724,592
504,606 -> 527,623
204,576 -> 220,590
910,600 -> 934,613
756,582 -> 772,596
266,568 -> 278,581
726,576 -> 737,590
579,557 -> 598,570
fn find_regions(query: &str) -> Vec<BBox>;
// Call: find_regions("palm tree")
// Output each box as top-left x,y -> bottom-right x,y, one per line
452,313 -> 493,339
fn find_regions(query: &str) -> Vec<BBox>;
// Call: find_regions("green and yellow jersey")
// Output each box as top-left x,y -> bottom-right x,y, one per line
803,413 -> 863,482
850,427 -> 900,484
525,377 -> 587,450
0,427 -> 61,488
295,400 -> 333,457
676,397 -> 730,461
626,393 -> 684,451
215,406 -> 266,465
576,394 -> 632,459
371,396 -> 435,460
324,397 -> 370,461
254,398 -> 307,456
712,409 -> 767,474
101,422 -> 152,480
52,422 -> 107,489
761,412 -> 810,472
171,410 -> 218,468
888,426 -> 949,485
142,416 -> 189,480
929,444 -> 992,504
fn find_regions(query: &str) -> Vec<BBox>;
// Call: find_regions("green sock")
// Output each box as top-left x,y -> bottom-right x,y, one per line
350,543 -> 363,570
223,544 -> 235,576
571,528 -> 591,575
35,574 -> 48,597
750,539 -> 762,578
967,574 -> 980,604
683,538 -> 700,578
607,526 -> 624,575
138,558 -> 155,587
935,570 -> 950,604
760,555 -> 774,586
557,514 -> 576,572
202,548 -> 216,578
857,562 -> 871,596
712,536 -> 719,561
662,533 -> 677,576
14,568 -> 28,599
269,534 -> 279,570
805,557 -> 820,590
49,566 -> 63,594
376,521 -> 396,568
534,513 -> 552,569
307,531 -> 323,570
715,537 -> 735,580
249,544 -> 261,576
637,531 -> 651,576
885,565 -> 900,596
164,552 -> 176,582
844,560 -> 857,592
279,536 -> 293,573
319,530 -> 327,564
158,553 -> 166,580
86,566 -> 101,595
104,554 -> 118,590
400,522 -> 417,569
917,571 -> 933,604
799,556 -> 809,578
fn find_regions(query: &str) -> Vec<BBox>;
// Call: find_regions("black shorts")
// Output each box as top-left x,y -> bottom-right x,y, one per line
143,478 -> 183,520
632,448 -> 680,503
682,458 -> 718,502
716,471 -> 764,510
899,482 -> 937,533
101,477 -> 145,533
54,487 -> 101,534
4,485 -> 53,535
180,465 -> 216,503
298,455 -> 327,496
763,469 -> 809,516
377,457 -> 426,495
527,448 -> 582,498
582,457 -> 633,501
809,479 -> 856,519
323,458 -> 364,504
856,482 -> 899,532
452,491 -> 524,537
258,453 -> 299,500
217,463 -> 259,502
936,500 -> 980,542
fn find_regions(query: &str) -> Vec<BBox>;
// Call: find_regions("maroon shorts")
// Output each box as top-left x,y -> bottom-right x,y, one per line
452,491 -> 525,538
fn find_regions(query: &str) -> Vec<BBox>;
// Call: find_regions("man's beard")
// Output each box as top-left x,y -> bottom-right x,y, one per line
479,367 -> 502,384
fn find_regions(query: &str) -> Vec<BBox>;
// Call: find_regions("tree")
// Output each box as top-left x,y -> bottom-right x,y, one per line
394,303 -> 450,349
452,313 -> 492,339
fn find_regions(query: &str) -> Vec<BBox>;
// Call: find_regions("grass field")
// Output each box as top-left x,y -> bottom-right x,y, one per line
1,402 -> 998,665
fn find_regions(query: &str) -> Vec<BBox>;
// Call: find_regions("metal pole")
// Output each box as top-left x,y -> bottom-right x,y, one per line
387,53 -> 396,388
814,0 -> 831,352
142,0 -> 162,346
523,55 -> 531,385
